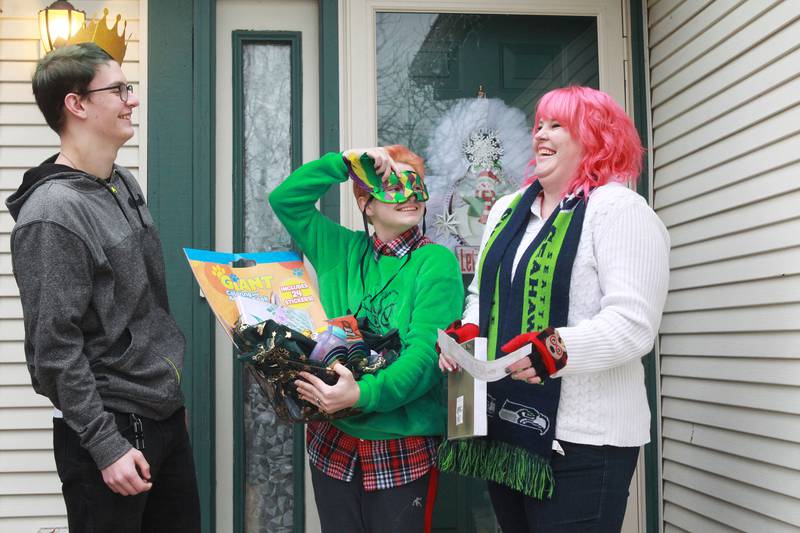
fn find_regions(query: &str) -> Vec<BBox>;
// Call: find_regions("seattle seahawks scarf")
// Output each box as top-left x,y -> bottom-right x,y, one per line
438,180 -> 586,498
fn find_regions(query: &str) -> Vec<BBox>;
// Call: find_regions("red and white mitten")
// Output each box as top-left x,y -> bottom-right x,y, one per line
501,327 -> 568,377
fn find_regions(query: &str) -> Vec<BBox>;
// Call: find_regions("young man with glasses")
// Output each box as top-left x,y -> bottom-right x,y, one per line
6,43 -> 200,532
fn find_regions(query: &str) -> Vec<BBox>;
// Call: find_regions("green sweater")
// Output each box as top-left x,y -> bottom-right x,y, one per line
269,153 -> 463,439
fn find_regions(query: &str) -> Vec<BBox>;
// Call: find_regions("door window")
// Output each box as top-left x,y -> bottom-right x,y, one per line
235,33 -> 302,533
376,13 -> 598,276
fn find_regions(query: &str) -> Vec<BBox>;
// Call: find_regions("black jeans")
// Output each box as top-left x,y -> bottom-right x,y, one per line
53,407 -> 201,533
310,463 -> 438,533
487,442 -> 639,533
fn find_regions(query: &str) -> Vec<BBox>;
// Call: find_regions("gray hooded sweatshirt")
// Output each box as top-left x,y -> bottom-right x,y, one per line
6,155 -> 186,469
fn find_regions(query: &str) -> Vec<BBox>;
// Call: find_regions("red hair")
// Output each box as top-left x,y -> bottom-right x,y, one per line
525,86 -> 643,197
384,144 -> 425,177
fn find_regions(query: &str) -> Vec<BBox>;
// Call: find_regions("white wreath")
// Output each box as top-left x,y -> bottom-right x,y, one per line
424,98 -> 533,252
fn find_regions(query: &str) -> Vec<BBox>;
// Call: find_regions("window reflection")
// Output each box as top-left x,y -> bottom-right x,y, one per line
376,13 -> 598,156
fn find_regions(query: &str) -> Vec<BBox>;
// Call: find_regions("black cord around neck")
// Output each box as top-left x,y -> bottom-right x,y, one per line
350,234 -> 418,317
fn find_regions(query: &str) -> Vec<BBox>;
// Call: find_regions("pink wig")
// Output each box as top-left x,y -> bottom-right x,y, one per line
525,86 -> 643,197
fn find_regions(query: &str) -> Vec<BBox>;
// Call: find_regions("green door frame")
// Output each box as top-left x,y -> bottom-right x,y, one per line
147,1 -> 216,532
319,0 -> 341,221
230,30 -> 305,533
628,0 -> 661,531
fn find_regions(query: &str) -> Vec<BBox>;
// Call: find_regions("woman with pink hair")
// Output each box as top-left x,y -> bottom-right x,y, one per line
438,86 -> 670,532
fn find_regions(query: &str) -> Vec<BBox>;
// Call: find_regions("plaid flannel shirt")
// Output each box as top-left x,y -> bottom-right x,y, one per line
371,224 -> 432,261
306,225 -> 438,491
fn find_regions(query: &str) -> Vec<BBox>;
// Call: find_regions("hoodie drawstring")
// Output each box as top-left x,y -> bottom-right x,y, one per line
115,170 -> 146,227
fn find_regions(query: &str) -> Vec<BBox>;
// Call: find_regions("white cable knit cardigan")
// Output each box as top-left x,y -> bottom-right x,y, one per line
463,182 -> 670,447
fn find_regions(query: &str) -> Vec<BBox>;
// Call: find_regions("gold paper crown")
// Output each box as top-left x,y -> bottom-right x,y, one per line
67,8 -> 129,64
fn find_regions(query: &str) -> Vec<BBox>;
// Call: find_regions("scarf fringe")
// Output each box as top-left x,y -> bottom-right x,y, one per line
437,438 -> 554,499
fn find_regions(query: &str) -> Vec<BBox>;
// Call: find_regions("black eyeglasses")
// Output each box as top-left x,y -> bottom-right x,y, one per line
82,83 -> 134,103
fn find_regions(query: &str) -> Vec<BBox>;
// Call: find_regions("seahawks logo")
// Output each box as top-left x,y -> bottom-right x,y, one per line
497,399 -> 550,435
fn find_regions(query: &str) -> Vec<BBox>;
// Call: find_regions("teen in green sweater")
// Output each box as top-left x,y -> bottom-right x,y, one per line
269,146 -> 463,532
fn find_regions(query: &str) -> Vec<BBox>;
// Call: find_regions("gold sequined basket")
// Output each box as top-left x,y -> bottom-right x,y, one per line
234,319 -> 400,423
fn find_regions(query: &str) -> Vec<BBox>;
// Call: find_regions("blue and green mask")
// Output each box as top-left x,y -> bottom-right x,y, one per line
344,152 -> 429,204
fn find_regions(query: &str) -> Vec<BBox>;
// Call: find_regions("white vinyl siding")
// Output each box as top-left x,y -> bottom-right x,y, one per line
647,0 -> 800,531
0,1 -> 143,531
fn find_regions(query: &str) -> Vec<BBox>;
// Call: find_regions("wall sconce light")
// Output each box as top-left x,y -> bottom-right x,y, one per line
38,1 -> 86,53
